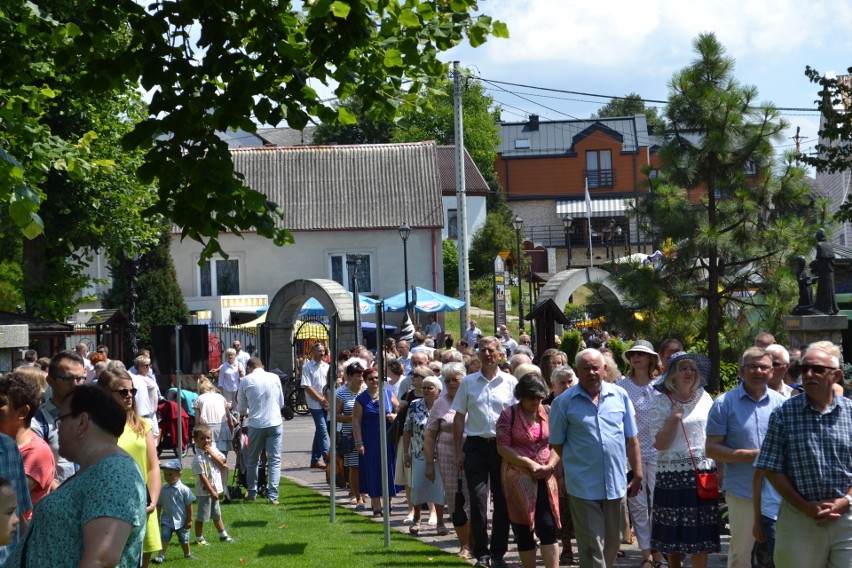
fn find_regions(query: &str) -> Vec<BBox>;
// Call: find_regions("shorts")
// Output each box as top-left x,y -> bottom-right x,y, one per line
195,495 -> 222,522
161,524 -> 190,545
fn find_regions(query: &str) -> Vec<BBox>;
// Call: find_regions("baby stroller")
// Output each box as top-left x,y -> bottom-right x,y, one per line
157,399 -> 190,458
229,417 -> 268,499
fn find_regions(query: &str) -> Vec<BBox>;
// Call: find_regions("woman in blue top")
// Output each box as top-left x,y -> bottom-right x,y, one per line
353,366 -> 399,515
3,385 -> 146,568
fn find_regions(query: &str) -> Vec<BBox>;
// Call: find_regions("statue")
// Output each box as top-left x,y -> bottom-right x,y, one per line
792,256 -> 818,315
811,229 -> 839,315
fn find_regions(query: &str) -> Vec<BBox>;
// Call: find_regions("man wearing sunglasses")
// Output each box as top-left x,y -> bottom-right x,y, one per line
30,351 -> 86,488
706,347 -> 786,568
755,345 -> 852,568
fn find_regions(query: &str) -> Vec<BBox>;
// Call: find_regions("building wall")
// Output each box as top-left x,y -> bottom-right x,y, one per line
818,169 -> 852,246
441,195 -> 487,241
170,228 -> 443,322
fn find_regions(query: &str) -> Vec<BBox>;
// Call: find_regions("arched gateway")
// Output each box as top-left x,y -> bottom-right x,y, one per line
535,267 -> 624,336
265,279 -> 357,375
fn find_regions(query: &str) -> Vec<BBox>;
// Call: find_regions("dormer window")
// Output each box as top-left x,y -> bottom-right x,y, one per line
515,139 -> 530,149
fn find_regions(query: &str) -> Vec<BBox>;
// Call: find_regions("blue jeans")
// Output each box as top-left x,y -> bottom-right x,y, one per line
309,408 -> 329,464
247,424 -> 282,502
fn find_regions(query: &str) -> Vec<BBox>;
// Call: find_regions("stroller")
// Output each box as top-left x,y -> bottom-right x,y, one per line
157,399 -> 190,458
228,416 -> 268,499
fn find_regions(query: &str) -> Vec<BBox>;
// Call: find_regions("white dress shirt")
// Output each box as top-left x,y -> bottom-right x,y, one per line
451,370 -> 517,438
238,368 -> 285,428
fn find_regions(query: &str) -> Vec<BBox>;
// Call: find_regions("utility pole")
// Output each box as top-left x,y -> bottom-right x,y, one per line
790,126 -> 808,161
454,61 -> 471,330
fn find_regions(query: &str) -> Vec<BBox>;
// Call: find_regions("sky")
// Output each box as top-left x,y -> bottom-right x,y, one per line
437,0 -> 852,160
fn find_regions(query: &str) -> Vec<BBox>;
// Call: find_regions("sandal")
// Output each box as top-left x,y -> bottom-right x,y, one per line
436,525 -> 449,536
457,546 -> 472,559
641,560 -> 655,568
409,523 -> 421,535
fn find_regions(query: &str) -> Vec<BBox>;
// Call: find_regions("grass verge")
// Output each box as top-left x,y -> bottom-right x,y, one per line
160,475 -> 469,567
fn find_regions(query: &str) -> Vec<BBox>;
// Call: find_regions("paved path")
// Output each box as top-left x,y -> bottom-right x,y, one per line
176,414 -> 729,566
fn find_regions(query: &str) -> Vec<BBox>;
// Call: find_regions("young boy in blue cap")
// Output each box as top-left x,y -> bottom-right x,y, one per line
152,459 -> 195,563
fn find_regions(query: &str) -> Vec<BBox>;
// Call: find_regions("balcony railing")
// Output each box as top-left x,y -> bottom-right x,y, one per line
584,168 -> 614,189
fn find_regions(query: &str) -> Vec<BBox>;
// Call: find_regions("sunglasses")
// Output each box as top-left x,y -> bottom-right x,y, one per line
799,364 -> 838,375
112,388 -> 138,397
57,374 -> 87,383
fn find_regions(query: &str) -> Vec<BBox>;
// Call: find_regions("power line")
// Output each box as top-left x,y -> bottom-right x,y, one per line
478,77 -> 821,113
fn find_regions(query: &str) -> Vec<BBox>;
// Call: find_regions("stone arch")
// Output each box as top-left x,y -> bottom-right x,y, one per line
266,279 -> 357,375
536,267 -> 624,335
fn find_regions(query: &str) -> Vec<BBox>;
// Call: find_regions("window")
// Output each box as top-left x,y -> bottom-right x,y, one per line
447,209 -> 458,239
586,150 -> 613,188
514,139 -> 530,149
199,258 -> 240,296
329,253 -> 373,295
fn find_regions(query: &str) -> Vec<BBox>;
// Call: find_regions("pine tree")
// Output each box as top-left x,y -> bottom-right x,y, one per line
602,33 -> 819,391
103,229 -> 189,352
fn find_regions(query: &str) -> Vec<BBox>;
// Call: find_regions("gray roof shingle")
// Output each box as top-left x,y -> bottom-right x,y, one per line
231,142 -> 444,231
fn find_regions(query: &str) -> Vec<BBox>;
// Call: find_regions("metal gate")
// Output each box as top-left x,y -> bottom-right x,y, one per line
284,316 -> 329,416
207,323 -> 261,372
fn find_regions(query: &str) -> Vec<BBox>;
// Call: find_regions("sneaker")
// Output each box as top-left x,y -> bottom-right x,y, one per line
194,538 -> 210,546
269,499 -> 280,505
184,553 -> 197,560
151,555 -> 165,564
220,535 -> 235,543
475,557 -> 490,568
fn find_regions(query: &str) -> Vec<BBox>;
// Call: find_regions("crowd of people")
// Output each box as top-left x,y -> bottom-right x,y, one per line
0,326 -> 850,568
313,327 -> 852,568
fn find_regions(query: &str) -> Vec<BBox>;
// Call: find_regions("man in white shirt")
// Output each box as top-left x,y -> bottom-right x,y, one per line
424,314 -> 441,340
452,337 -> 517,568
499,327 -> 518,358
462,320 -> 483,349
233,340 -> 251,369
397,340 -> 413,375
237,357 -> 285,505
301,343 -> 330,470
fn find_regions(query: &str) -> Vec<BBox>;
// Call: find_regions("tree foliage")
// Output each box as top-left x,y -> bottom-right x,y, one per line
598,34 -> 817,392
2,0 -> 508,261
442,238 -> 459,296
313,96 -> 395,145
102,230 -> 189,349
592,93 -> 665,133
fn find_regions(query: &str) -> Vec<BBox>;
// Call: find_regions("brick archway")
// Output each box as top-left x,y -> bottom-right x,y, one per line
266,279 -> 356,375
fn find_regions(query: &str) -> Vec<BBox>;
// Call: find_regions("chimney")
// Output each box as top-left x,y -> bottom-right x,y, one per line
529,114 -> 539,131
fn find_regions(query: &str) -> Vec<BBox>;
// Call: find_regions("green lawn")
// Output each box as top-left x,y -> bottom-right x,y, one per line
162,476 -> 469,567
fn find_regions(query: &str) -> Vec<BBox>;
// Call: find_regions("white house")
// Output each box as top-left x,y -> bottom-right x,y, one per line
172,142 -> 448,323
436,145 -> 488,242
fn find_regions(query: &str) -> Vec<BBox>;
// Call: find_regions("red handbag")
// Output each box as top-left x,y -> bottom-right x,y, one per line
679,419 -> 720,500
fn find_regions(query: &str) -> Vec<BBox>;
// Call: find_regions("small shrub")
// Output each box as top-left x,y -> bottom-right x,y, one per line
560,330 -> 582,364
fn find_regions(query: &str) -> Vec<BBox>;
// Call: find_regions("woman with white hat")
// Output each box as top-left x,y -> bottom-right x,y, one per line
616,340 -> 665,568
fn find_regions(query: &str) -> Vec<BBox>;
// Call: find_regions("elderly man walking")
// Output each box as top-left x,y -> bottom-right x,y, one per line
755,344 -> 852,568
452,336 -> 517,568
706,347 -> 785,568
550,348 -> 643,568
237,357 -> 285,505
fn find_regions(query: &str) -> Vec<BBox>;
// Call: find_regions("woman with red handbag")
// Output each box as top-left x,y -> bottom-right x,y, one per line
649,352 -> 720,568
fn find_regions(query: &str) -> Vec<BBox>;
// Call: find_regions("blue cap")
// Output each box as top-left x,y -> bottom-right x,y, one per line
159,459 -> 183,472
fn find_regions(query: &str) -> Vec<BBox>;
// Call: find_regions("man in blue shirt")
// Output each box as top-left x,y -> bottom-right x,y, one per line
706,347 -> 785,568
755,345 -> 852,568
550,349 -> 642,568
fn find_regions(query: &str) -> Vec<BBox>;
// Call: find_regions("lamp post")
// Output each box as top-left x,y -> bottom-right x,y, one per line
512,216 -> 524,334
347,256 -> 363,346
563,216 -> 573,269
616,224 -> 624,256
606,218 -> 616,260
398,222 -> 411,314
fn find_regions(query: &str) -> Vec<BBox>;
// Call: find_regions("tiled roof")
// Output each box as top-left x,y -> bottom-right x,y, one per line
0,311 -> 73,332
436,146 -> 489,195
499,115 -> 652,157
231,142 -> 444,231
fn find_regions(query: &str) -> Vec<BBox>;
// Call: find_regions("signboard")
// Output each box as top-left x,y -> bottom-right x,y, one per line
493,256 -> 507,330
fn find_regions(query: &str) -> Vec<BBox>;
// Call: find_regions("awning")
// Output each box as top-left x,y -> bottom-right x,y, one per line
556,198 -> 634,218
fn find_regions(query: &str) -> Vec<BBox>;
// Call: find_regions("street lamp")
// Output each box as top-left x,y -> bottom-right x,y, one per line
607,218 -> 616,260
512,215 -> 525,334
398,222 -> 411,314
616,225 -> 624,255
562,216 -> 573,269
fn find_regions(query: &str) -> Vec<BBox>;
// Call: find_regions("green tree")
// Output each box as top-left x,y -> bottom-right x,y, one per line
468,207 -> 517,278
2,0 -> 508,262
601,34 -> 816,392
442,238 -> 459,296
592,93 -> 665,133
313,96 -> 395,145
103,230 -> 189,350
